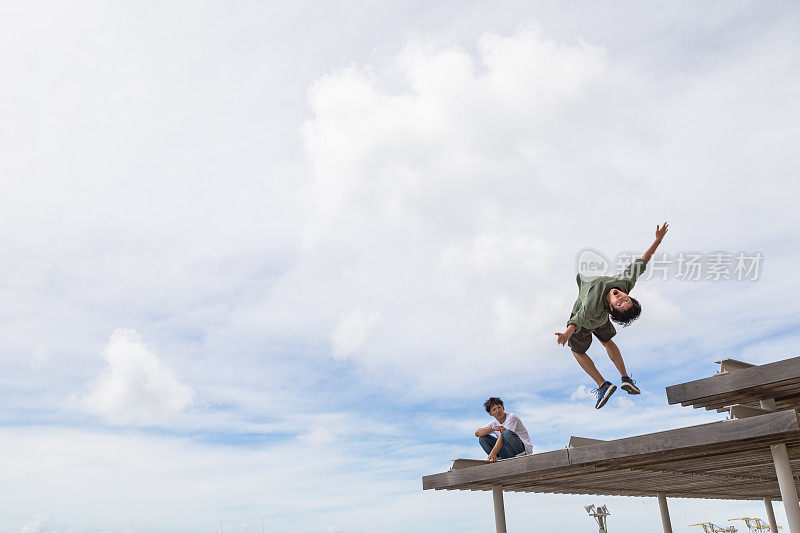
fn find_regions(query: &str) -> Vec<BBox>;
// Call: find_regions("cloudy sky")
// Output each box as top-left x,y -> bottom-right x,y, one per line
2,1 -> 800,531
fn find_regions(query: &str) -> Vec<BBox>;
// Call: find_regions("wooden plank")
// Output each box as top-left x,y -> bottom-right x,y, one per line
729,404 -> 773,419
503,467 -> 766,493
567,411 -> 800,465
568,436 -> 607,447
451,459 -> 487,470
716,359 -> 756,373
666,356 -> 800,406
422,449 -> 569,490
669,361 -> 800,408
689,381 -> 800,411
500,461 -> 785,499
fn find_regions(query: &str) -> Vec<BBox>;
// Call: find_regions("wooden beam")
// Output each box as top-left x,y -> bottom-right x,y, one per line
423,449 -> 569,490
716,359 -> 756,374
729,404 -> 773,419
568,411 -> 800,465
451,459 -> 487,470
666,356 -> 800,407
568,436 -> 607,448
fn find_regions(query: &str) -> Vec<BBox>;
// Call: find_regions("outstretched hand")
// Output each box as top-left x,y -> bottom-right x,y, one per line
655,222 -> 669,242
555,324 -> 575,346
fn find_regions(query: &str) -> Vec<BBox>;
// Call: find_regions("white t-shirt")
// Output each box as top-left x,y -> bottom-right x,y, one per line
484,413 -> 533,454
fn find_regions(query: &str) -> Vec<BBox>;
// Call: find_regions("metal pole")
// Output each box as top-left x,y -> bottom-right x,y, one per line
657,493 -> 673,533
764,498 -> 779,533
771,443 -> 800,533
492,486 -> 507,533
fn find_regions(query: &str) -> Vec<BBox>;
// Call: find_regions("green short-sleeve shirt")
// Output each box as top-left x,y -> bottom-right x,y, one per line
567,258 -> 647,331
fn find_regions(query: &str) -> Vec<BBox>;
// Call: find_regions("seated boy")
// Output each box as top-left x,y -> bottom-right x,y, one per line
474,397 -> 533,462
555,222 -> 669,409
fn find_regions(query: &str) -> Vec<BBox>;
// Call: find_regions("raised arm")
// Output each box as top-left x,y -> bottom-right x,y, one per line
641,222 -> 669,263
476,426 -> 494,437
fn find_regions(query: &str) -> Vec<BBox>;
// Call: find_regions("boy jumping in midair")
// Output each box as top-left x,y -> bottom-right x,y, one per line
555,222 -> 669,409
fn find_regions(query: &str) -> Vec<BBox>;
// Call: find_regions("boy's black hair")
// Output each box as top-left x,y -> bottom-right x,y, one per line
484,397 -> 504,413
609,297 -> 641,327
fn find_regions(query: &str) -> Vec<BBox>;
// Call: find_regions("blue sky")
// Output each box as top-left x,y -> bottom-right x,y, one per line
2,1 -> 800,531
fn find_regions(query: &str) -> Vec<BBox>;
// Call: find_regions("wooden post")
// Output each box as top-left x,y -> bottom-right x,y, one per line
492,486 -> 507,533
657,493 -> 673,533
771,443 -> 800,533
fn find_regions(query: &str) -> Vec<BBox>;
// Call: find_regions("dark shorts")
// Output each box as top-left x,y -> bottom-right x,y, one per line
568,319 -> 616,354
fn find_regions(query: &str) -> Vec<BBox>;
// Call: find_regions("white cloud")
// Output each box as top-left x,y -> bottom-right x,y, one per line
299,426 -> 338,445
280,16 -> 800,399
277,27 -> 627,394
630,286 -> 683,326
31,347 -> 49,369
570,384 -> 594,401
331,306 -> 382,359
438,232 -> 554,296
19,514 -> 52,533
74,329 -> 194,426
0,425 -> 455,532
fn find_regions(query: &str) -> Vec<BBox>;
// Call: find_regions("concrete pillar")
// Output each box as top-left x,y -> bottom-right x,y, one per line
771,443 -> 800,533
764,498 -> 779,533
492,486 -> 507,533
657,493 -> 673,533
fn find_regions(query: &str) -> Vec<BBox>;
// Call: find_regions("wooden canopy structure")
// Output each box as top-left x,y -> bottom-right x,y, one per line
423,411 -> 800,500
422,356 -> 800,533
666,356 -> 800,413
